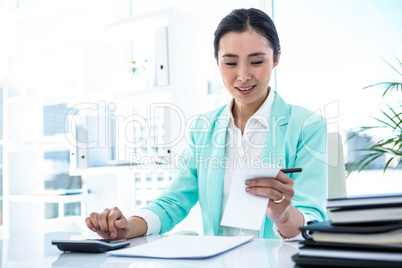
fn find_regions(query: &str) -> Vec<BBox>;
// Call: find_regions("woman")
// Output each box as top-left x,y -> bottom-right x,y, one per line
85,8 -> 327,240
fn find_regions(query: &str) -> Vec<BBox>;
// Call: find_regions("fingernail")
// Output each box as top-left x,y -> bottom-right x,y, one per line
91,228 -> 97,232
106,232 -> 110,236
246,187 -> 251,192
111,232 -> 116,238
245,180 -> 251,185
116,220 -> 122,227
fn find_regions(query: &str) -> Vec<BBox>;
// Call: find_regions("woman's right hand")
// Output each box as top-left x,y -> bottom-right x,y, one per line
85,207 -> 132,239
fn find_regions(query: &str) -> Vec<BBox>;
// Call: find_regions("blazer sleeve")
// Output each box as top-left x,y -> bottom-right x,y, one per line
139,122 -> 200,234
290,109 -> 328,222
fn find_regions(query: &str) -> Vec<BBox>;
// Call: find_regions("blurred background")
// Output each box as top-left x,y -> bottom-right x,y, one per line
0,0 -> 401,239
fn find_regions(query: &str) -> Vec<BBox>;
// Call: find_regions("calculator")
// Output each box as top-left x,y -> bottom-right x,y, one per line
52,239 -> 130,253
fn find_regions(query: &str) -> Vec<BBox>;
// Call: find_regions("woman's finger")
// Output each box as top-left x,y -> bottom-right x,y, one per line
85,216 -> 97,232
245,177 -> 276,187
108,207 -> 123,239
245,172 -> 293,187
88,212 -> 101,231
98,208 -> 111,235
275,171 -> 294,185
246,186 -> 283,199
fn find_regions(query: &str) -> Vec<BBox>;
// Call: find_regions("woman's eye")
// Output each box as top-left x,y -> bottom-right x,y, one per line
225,62 -> 237,66
251,61 -> 263,65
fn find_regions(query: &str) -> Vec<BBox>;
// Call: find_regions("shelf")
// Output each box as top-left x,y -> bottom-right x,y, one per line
69,163 -> 173,176
112,85 -> 171,101
5,135 -> 71,152
9,193 -> 98,204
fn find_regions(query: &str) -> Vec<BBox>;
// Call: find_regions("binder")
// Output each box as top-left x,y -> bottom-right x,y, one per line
292,254 -> 402,268
294,240 -> 402,267
329,206 -> 402,224
293,194 -> 402,267
300,220 -> 402,237
154,26 -> 169,87
300,239 -> 402,253
327,192 -> 402,209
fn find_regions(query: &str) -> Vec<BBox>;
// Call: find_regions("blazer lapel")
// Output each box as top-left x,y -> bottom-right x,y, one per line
262,92 -> 290,168
260,92 -> 290,237
206,108 -> 229,235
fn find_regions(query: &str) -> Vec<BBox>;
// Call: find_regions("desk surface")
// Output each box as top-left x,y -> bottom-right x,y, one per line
0,232 -> 299,268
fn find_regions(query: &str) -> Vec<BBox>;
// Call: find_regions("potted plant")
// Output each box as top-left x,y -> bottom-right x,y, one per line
130,59 -> 150,89
347,56 -> 402,176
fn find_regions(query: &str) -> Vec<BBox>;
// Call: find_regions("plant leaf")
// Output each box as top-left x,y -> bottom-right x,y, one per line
365,82 -> 402,96
387,105 -> 402,130
383,58 -> 402,77
345,55 -> 402,176
384,157 -> 394,173
396,158 -> 402,169
358,154 -> 383,172
380,108 -> 401,130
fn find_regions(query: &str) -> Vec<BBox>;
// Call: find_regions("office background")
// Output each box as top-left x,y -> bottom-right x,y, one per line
0,0 -> 401,239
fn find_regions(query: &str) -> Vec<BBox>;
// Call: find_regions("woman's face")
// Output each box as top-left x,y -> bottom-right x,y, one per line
217,29 -> 280,107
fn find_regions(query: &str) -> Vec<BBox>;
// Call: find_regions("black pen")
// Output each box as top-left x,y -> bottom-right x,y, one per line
280,168 -> 302,174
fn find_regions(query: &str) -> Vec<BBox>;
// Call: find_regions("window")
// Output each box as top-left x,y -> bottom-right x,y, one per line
43,104 -> 82,218
45,203 -> 58,220
275,0 -> 402,194
43,151 -> 82,219
132,105 -> 167,156
64,202 -> 81,217
43,103 -> 71,136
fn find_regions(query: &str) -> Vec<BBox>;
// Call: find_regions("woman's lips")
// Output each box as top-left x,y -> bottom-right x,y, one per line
235,85 -> 256,95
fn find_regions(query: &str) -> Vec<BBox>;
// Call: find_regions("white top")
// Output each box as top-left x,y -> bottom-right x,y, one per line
135,89 -> 310,240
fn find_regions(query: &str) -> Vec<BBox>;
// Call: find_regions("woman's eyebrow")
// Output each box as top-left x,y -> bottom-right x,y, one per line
248,52 -> 266,57
222,52 -> 266,58
222,54 -> 238,58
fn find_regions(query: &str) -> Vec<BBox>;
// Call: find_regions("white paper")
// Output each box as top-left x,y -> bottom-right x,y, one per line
220,165 -> 280,230
107,235 -> 253,259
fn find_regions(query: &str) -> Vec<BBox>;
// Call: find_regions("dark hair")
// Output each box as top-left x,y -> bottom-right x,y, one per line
213,8 -> 281,60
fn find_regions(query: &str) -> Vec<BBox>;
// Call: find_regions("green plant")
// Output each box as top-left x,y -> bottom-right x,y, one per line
131,59 -> 148,74
347,56 -> 402,176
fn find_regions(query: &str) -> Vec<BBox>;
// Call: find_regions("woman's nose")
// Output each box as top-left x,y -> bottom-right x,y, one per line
237,65 -> 251,82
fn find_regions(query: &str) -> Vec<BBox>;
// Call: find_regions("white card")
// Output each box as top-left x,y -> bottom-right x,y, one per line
220,165 -> 280,230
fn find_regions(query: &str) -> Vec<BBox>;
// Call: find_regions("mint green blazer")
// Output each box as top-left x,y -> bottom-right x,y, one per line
144,92 -> 328,238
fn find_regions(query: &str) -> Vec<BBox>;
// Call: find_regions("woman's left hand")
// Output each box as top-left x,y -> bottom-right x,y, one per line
245,171 -> 295,223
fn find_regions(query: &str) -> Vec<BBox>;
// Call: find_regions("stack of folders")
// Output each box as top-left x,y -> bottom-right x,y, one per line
292,192 -> 402,267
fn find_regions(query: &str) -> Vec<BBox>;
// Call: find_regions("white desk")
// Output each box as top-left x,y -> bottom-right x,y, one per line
0,232 -> 300,267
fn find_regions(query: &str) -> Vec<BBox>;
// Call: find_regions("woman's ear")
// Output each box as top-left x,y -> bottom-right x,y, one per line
273,50 -> 281,67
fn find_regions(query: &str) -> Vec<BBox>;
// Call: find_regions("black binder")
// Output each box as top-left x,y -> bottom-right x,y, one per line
299,220 -> 402,239
292,254 -> 402,268
327,192 -> 402,209
294,223 -> 402,267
